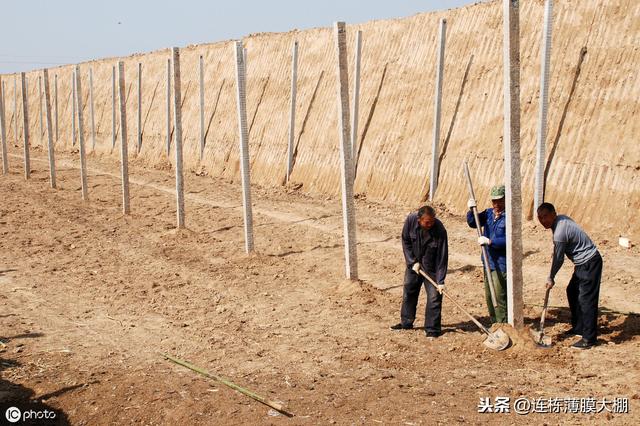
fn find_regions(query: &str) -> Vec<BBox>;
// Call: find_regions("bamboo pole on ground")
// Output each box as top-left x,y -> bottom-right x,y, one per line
161,353 -> 293,417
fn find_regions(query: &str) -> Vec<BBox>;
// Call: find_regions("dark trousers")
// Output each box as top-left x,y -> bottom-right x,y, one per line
400,267 -> 443,332
566,252 -> 602,343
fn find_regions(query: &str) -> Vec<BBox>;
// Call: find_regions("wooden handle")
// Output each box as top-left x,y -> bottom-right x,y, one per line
539,287 -> 551,331
418,269 -> 490,335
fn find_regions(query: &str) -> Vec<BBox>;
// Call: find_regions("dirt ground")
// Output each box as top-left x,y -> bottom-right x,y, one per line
1,145 -> 638,425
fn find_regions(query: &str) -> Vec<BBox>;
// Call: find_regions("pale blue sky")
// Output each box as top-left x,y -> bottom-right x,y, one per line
0,1 -> 477,73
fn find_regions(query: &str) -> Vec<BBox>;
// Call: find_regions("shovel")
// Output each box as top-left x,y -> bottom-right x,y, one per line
531,287 -> 552,347
463,161 -> 501,312
418,269 -> 510,351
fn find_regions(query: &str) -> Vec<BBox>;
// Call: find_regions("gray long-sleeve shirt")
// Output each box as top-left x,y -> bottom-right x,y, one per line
549,215 -> 598,281
401,213 -> 448,284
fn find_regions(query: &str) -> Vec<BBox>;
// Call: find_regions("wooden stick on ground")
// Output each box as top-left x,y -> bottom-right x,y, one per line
161,353 -> 293,417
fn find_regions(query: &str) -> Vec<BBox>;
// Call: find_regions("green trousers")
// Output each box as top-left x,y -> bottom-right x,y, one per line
484,270 -> 508,324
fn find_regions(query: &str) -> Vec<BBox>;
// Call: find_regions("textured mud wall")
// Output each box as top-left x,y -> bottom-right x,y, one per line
2,0 -> 639,239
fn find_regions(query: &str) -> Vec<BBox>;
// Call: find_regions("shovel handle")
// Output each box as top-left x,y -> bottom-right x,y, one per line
418,269 -> 491,336
463,161 -> 478,200
463,161 -> 500,309
539,287 -> 551,331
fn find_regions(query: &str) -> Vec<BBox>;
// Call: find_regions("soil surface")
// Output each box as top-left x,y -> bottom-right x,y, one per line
1,146 -> 639,424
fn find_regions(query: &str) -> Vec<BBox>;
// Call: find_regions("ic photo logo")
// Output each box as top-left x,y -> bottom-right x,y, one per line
3,405 -> 58,423
5,406 -> 21,423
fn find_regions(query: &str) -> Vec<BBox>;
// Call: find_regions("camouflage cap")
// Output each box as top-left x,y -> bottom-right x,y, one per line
490,185 -> 505,200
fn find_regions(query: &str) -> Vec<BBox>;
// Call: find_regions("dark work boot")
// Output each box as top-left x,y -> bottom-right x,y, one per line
390,323 -> 413,330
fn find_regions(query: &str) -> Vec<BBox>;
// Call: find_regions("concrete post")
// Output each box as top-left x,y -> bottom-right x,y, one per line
234,40 -> 255,253
89,68 -> 96,151
0,78 -> 8,174
20,72 -> 30,179
502,0 -> 524,328
38,75 -> 44,142
534,0 -> 553,212
74,66 -> 89,200
166,58 -> 171,156
199,55 -> 205,159
42,69 -> 56,188
54,74 -> 58,142
351,30 -> 362,170
334,22 -> 358,280
429,19 -> 446,201
285,41 -> 298,183
117,61 -> 130,214
111,65 -> 116,149
13,77 -> 18,143
137,62 -> 142,153
172,47 -> 186,229
71,70 -> 76,146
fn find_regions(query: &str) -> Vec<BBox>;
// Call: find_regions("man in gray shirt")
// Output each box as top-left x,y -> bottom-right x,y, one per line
537,202 -> 603,349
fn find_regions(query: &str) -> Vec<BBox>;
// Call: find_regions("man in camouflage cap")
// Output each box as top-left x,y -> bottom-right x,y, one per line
466,185 -> 508,324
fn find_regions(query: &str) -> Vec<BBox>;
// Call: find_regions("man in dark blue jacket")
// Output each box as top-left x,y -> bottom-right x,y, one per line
466,185 -> 508,324
390,205 -> 448,338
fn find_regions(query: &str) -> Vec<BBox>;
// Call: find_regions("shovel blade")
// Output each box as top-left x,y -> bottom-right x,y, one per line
482,329 -> 510,351
530,329 -> 552,347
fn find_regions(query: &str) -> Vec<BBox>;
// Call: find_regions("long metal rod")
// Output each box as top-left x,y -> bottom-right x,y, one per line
463,161 -> 499,309
534,0 -> 553,212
